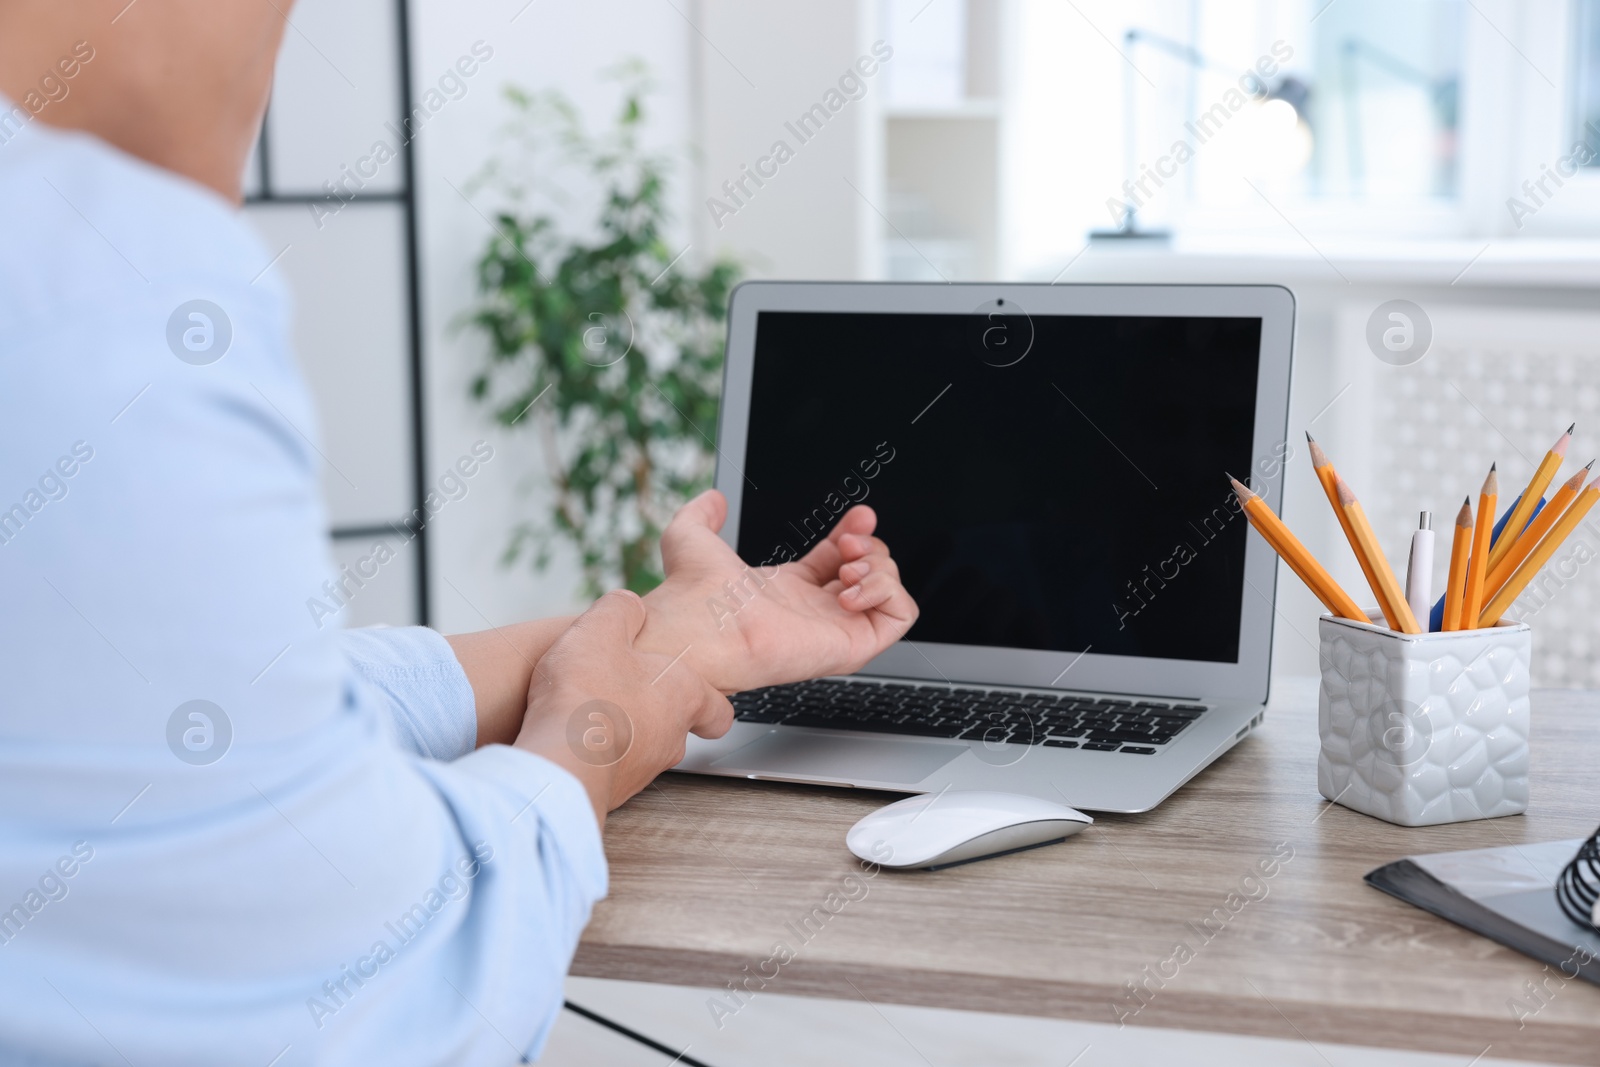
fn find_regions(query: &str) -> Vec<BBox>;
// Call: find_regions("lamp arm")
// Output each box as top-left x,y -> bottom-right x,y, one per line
1126,28 -> 1248,81
1118,26 -> 1236,234
1339,37 -> 1439,90
1340,36 -> 1461,194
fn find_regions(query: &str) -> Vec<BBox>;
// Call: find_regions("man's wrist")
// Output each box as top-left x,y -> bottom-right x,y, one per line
446,616 -> 577,747
636,586 -> 748,693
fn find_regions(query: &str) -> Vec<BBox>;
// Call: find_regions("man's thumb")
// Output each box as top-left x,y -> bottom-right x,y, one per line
661,489 -> 727,565
577,588 -> 648,645
674,489 -> 727,533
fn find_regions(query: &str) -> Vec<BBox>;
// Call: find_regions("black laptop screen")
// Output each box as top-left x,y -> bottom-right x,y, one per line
733,309 -> 1265,665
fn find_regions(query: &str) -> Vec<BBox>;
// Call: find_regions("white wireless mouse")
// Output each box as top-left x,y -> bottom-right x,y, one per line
846,790 -> 1093,870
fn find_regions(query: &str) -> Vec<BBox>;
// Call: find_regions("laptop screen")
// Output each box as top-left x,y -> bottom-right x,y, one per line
733,309 -> 1264,665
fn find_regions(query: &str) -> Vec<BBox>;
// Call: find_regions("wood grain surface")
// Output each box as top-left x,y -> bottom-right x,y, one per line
572,679 -> 1600,1063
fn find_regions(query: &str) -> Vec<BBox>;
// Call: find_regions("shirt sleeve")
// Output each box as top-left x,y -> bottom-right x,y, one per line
415,743 -> 610,1062
340,626 -> 479,760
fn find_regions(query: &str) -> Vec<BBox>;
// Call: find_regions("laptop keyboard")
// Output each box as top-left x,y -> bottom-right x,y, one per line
729,679 -> 1206,754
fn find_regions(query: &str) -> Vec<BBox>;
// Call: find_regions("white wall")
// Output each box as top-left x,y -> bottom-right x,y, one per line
693,0 -> 879,279
410,0 -> 697,632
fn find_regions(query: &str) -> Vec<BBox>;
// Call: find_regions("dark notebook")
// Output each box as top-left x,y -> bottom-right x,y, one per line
1366,839 -> 1600,985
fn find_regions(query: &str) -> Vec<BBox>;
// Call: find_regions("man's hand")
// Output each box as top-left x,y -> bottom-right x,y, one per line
513,590 -> 733,824
637,490 -> 919,694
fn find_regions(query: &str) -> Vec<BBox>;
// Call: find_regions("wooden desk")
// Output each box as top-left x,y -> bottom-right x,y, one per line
573,681 -> 1600,1064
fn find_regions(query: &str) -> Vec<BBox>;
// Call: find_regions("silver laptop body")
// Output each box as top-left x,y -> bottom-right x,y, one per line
675,282 -> 1295,813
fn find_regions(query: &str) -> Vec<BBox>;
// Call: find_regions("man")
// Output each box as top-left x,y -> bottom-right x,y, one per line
0,2 -> 916,1063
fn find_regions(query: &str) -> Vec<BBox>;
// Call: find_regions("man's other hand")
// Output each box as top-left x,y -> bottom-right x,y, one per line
513,590 -> 733,822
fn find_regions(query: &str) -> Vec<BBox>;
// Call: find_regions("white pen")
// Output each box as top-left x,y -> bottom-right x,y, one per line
1405,511 -> 1434,627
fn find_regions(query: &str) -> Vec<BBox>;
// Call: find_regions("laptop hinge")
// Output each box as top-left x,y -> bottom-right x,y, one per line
845,675 -> 1203,702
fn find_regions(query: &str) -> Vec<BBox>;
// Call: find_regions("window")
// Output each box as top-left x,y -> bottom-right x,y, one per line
990,0 -> 1600,272
1306,0 -> 1464,200
1575,0 -> 1600,161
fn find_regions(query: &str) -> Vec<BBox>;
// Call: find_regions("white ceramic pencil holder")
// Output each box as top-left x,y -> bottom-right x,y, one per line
1316,613 -> 1531,827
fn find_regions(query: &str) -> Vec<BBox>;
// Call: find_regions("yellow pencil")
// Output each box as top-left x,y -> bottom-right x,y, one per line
1487,423 -> 1572,573
1230,477 -> 1367,623
1442,497 -> 1472,631
1461,465 -> 1498,628
1333,476 -> 1421,633
1307,434 -> 1394,628
1484,461 -> 1592,601
1478,474 -> 1600,627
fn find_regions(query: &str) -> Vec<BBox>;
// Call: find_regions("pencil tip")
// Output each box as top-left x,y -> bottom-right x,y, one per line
1587,459 -> 1596,471
1568,422 -> 1576,434
1306,436 -> 1330,468
1489,462 -> 1497,471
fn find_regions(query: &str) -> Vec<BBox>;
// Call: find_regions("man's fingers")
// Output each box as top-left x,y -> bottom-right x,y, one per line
837,532 -> 888,562
840,542 -> 900,588
644,642 -> 734,739
796,506 -> 878,582
690,690 -> 736,740
839,570 -> 900,611
839,572 -> 920,650
829,504 -> 877,540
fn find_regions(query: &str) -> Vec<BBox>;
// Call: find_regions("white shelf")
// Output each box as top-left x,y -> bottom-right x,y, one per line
884,99 -> 1001,120
1040,238 -> 1600,288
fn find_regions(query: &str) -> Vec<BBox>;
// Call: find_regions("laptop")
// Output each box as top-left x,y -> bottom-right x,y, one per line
675,281 -> 1295,813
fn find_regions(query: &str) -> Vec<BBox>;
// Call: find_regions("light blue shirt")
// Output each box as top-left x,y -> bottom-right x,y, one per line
0,106 -> 606,1065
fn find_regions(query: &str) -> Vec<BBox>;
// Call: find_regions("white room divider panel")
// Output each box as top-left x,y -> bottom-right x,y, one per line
241,0 -> 429,628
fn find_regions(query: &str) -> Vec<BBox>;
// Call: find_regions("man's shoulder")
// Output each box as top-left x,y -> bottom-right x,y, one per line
0,116 -> 282,334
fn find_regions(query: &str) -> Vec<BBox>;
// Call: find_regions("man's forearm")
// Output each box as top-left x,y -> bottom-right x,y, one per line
446,617 -> 577,747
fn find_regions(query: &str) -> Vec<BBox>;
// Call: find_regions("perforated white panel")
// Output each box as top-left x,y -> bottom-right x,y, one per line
1350,305 -> 1600,688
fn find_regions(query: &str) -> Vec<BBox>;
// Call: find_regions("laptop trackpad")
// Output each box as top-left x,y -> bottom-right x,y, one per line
710,731 -> 963,785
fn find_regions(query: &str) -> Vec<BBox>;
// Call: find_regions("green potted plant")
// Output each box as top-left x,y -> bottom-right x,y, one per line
464,65 -> 740,596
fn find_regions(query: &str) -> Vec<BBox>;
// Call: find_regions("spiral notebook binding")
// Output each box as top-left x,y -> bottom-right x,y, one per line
1555,824 -> 1600,934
